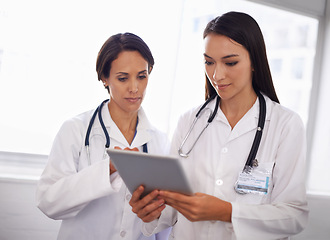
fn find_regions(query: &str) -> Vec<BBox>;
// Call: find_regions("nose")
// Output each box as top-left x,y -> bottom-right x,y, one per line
212,63 -> 225,81
128,79 -> 138,93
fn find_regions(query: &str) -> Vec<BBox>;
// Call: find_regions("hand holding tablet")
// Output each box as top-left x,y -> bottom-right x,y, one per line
107,149 -> 193,198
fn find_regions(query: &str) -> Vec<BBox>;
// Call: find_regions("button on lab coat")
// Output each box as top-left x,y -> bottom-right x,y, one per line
36,101 -> 170,240
143,95 -> 308,240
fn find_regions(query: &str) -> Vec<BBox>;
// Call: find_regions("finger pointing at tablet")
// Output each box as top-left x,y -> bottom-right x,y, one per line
110,146 -> 139,174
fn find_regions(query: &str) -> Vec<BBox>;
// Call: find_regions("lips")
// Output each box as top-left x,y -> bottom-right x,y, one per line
216,83 -> 231,90
125,97 -> 141,103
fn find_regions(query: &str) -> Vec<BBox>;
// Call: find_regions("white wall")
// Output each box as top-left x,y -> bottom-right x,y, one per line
293,194 -> 330,240
0,178 -> 60,240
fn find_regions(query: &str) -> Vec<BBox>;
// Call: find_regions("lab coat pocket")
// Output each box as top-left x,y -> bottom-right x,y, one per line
235,161 -> 275,204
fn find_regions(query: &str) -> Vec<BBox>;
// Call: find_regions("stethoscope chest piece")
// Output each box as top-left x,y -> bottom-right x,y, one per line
252,159 -> 258,168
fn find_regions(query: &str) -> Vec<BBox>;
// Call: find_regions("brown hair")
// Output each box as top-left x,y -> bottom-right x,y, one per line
96,33 -> 154,92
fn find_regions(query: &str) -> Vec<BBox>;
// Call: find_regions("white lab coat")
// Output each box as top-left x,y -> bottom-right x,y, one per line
143,95 -> 308,240
36,101 -> 171,240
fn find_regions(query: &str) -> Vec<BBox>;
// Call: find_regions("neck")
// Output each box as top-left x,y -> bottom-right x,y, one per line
220,90 -> 257,129
108,102 -> 138,145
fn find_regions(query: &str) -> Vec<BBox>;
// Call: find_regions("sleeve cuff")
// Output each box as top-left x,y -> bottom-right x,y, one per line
142,219 -> 160,236
109,171 -> 123,192
230,201 -> 243,237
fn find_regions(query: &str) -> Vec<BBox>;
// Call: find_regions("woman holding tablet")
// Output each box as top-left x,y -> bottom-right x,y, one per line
36,33 -> 170,240
130,12 -> 308,239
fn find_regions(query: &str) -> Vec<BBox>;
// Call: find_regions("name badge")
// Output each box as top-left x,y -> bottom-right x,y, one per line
235,172 -> 269,195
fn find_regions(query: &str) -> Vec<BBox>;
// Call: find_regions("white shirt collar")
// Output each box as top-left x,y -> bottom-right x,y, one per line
99,100 -> 152,148
202,94 -> 273,142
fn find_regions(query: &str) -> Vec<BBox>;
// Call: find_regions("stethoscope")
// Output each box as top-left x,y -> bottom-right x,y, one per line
178,94 -> 220,158
84,99 -> 148,165
178,91 -> 266,174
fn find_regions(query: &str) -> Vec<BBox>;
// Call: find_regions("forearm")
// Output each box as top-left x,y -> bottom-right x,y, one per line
36,160 -> 113,219
231,201 -> 308,238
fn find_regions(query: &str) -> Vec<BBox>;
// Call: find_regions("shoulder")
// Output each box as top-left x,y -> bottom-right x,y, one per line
50,109 -> 96,151
176,98 -> 218,129
138,107 -> 169,138
58,109 -> 95,136
145,120 -> 168,143
266,96 -> 305,134
178,103 -> 205,124
138,108 -> 170,154
149,127 -> 170,152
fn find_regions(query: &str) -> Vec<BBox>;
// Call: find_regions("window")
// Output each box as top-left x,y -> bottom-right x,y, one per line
0,0 -> 184,155
0,0 -> 318,153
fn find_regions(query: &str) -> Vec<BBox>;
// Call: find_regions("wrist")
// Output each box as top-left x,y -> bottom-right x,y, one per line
215,200 -> 232,222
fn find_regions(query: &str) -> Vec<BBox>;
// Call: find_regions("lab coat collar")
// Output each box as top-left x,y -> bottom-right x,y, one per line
99,100 -> 152,148
206,94 -> 272,142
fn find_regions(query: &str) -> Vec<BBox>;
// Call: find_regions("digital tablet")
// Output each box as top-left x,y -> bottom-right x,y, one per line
106,149 -> 193,198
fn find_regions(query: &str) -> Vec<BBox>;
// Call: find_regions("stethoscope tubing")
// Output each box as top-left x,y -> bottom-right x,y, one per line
178,94 -> 220,158
244,91 -> 266,171
178,92 -> 266,171
85,99 -> 109,148
84,99 -> 148,165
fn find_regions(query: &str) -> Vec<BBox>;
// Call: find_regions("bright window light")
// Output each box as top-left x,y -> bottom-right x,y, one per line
1,0 -> 326,194
0,0 -> 184,154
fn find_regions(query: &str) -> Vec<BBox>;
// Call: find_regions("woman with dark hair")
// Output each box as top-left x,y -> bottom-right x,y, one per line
130,12 -> 308,239
36,33 -> 170,240
203,12 -> 279,103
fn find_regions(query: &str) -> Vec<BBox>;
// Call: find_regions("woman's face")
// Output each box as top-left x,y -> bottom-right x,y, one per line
104,50 -> 149,114
204,33 -> 254,102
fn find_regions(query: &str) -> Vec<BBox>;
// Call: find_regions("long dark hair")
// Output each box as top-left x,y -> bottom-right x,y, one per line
96,32 -> 154,92
203,11 -> 279,103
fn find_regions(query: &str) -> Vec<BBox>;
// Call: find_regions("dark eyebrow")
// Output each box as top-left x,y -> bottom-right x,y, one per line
116,72 -> 128,75
204,53 -> 213,59
203,53 -> 239,60
116,70 -> 147,75
138,70 -> 147,74
222,54 -> 239,59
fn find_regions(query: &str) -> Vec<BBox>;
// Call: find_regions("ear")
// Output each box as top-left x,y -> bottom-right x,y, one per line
101,76 -> 108,87
148,66 -> 153,74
